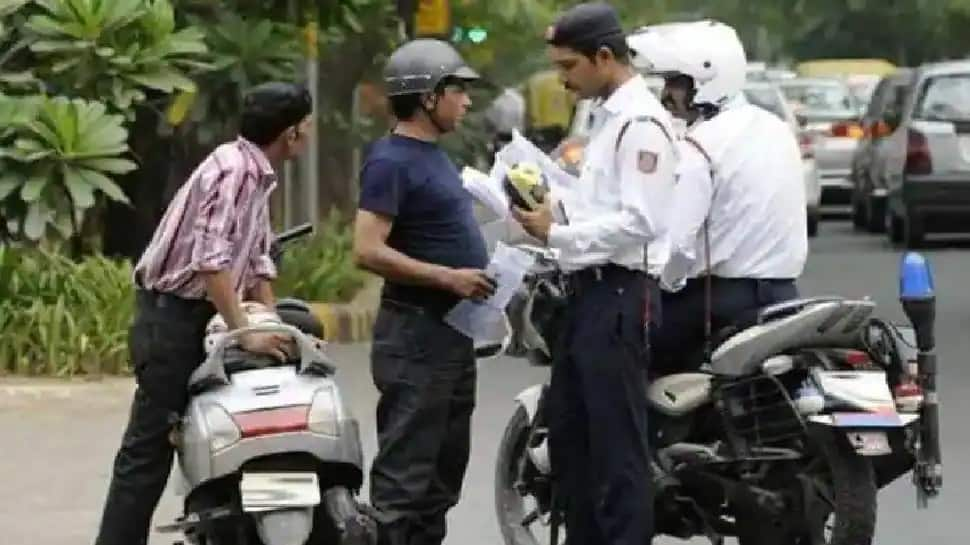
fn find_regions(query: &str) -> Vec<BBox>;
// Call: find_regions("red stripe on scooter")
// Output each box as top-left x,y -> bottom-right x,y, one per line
233,405 -> 310,438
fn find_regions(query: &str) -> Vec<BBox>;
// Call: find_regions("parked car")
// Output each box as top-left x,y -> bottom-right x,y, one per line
846,73 -> 884,112
795,58 -> 896,112
795,58 -> 897,80
850,68 -> 916,232
780,77 -> 863,210
874,60 -> 970,247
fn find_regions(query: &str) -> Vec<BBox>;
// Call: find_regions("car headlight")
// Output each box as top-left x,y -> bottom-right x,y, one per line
308,386 -> 340,436
202,403 -> 241,452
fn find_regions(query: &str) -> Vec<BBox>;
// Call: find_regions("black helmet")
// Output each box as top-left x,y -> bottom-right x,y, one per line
384,39 -> 480,97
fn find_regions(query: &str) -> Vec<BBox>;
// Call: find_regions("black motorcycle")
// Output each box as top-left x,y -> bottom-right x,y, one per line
495,248 -> 941,545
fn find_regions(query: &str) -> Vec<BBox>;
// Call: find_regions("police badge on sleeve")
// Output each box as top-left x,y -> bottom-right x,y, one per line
637,150 -> 658,174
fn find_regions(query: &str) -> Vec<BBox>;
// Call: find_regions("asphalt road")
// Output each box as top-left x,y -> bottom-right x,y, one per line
1,220 -> 967,545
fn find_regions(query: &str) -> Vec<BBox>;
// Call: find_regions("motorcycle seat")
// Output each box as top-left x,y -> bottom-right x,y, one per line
647,373 -> 713,417
710,297 -> 875,376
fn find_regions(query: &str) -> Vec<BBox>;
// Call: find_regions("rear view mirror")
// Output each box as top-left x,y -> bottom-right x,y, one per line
796,113 -> 808,128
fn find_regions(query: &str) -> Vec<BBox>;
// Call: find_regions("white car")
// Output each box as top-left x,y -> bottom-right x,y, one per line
566,81 -> 822,237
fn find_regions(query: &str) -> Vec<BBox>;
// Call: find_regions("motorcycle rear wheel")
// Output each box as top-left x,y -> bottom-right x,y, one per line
740,428 -> 877,545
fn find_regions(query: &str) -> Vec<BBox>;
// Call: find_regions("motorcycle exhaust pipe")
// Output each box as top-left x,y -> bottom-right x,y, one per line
899,252 -> 942,508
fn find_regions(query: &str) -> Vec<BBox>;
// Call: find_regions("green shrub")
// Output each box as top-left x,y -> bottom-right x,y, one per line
274,211 -> 366,304
24,0 -> 208,115
0,211 -> 366,375
0,95 -> 137,243
0,245 -> 133,375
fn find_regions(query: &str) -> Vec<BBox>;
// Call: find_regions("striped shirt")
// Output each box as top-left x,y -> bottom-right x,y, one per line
133,137 -> 278,299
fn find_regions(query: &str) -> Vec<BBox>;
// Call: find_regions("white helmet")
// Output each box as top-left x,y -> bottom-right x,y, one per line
627,20 -> 747,110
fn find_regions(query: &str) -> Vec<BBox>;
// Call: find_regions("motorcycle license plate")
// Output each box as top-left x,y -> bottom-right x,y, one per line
240,472 -> 320,512
845,431 -> 891,457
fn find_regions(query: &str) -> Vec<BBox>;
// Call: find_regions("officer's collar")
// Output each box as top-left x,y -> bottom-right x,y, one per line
688,92 -> 749,128
718,92 -> 749,113
686,93 -> 755,135
600,74 -> 648,115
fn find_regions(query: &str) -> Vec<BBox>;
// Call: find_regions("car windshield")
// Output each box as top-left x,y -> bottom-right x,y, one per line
914,74 -> 970,121
744,86 -> 787,121
781,81 -> 857,113
848,80 -> 879,107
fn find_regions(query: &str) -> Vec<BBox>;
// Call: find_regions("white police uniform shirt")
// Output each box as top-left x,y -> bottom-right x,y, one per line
548,74 -> 677,275
661,94 -> 808,290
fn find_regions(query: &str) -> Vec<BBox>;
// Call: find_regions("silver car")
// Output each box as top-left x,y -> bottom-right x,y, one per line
873,60 -> 970,247
780,78 -> 863,210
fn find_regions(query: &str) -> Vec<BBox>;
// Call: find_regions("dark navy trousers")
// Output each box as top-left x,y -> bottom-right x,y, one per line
651,276 -> 799,374
547,265 -> 658,545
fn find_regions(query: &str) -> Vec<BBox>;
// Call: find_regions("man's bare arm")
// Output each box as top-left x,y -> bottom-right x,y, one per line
352,210 -> 495,299
202,270 -> 248,330
249,279 -> 275,308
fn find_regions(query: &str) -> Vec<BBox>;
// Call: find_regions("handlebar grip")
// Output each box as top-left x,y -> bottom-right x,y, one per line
274,223 -> 313,246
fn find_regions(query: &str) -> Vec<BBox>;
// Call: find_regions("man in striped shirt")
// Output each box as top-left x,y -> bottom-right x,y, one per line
94,82 -> 313,545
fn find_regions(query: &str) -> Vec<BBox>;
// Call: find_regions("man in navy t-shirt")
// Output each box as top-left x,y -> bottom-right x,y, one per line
357,136 -> 490,313
352,39 -> 495,545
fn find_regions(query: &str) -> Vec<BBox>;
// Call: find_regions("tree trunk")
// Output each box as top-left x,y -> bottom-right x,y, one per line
102,107 -> 209,261
315,25 -> 394,218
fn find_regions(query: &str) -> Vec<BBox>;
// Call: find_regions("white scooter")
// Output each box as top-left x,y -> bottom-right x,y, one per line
157,223 -> 377,545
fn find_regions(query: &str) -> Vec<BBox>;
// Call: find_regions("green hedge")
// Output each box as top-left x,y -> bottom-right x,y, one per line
0,245 -> 134,375
274,211 -> 366,304
0,216 -> 364,375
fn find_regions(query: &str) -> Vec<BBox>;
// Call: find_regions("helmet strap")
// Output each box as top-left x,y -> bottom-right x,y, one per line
681,78 -> 721,121
696,103 -> 721,120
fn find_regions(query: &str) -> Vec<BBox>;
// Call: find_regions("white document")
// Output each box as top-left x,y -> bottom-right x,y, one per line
492,129 -> 579,194
445,242 -> 537,344
462,165 -> 509,221
486,130 -> 579,225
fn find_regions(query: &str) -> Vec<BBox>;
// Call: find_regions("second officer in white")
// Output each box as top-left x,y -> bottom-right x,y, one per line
628,21 -> 808,373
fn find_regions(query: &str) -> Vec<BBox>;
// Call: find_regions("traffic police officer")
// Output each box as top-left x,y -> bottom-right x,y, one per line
628,21 -> 808,372
512,3 -> 678,544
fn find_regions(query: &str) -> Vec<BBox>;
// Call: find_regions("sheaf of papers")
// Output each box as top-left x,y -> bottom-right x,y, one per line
494,130 -> 578,194
462,165 -> 508,222
460,129 -> 580,224
444,242 -> 537,345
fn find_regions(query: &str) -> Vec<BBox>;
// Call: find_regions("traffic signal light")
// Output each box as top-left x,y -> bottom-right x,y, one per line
467,26 -> 488,43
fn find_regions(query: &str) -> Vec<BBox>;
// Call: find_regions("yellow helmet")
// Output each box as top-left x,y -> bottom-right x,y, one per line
503,161 -> 549,211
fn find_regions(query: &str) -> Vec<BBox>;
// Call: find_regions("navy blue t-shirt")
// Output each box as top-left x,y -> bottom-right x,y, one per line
358,134 -> 488,313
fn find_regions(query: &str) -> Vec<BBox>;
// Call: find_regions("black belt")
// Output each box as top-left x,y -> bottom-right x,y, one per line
566,264 -> 652,293
135,289 -> 214,316
380,297 -> 447,319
